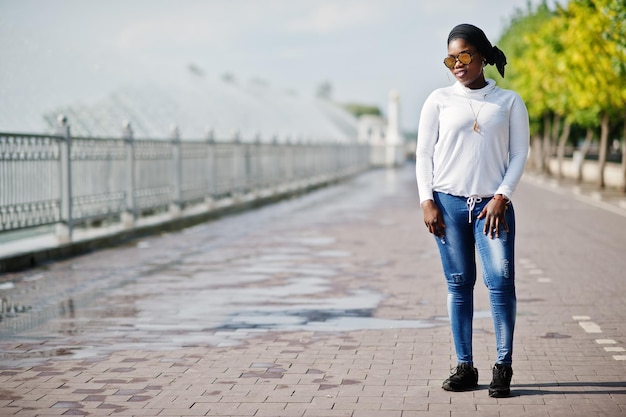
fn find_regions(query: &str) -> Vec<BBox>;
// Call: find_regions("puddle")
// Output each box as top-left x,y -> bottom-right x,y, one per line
315,250 -> 351,258
0,168 -> 453,365
251,254 -> 308,262
216,309 -> 441,332
289,236 -> 336,246
541,332 -> 571,339
0,346 -> 84,359
0,276 -> 449,365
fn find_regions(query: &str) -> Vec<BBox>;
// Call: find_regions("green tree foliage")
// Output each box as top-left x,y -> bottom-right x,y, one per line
495,0 -> 626,188
563,1 -> 625,122
597,0 -> 626,78
343,103 -> 382,118
488,1 -> 555,133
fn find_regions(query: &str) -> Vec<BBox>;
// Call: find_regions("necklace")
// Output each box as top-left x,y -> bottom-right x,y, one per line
466,94 -> 487,133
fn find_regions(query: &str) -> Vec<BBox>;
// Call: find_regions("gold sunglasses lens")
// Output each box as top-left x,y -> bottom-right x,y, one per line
444,53 -> 473,68
443,57 -> 456,68
458,53 -> 472,64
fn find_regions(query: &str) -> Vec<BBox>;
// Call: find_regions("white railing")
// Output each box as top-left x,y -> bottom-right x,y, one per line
0,117 -> 371,242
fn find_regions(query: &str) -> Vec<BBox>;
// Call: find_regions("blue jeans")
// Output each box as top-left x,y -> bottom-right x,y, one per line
433,192 -> 516,366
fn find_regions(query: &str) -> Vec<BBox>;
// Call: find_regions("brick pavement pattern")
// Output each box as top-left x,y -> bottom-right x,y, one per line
1,165 -> 625,416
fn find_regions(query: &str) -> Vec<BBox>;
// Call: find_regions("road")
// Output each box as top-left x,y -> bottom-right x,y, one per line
1,163 -> 625,416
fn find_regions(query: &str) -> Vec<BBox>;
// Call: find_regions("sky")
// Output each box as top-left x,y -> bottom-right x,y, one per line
0,0 -> 560,134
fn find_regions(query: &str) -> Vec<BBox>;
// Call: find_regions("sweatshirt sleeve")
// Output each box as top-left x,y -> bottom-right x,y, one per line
495,93 -> 529,199
415,92 -> 440,204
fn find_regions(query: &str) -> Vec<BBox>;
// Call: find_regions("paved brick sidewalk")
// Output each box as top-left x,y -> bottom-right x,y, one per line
0,165 -> 625,416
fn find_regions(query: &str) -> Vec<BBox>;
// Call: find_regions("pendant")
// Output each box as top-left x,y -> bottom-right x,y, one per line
473,121 -> 480,133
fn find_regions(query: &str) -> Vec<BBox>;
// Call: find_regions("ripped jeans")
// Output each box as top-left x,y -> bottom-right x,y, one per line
433,191 -> 516,366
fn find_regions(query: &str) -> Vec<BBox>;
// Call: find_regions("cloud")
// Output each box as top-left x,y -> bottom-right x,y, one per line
113,1 -> 389,51
117,19 -> 213,50
115,10 -> 230,51
282,2 -> 387,35
418,0 -> 475,15
114,1 -> 278,51
112,1 -> 392,57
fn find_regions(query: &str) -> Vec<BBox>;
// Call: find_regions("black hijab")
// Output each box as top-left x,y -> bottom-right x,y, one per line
447,23 -> 507,77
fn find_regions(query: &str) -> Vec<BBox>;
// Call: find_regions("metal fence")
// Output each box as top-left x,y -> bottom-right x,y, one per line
0,118 -> 371,242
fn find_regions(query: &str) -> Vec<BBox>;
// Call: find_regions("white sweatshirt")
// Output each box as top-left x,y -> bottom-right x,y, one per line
415,79 -> 529,204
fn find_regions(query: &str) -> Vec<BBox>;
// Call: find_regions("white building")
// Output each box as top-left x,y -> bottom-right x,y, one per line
357,90 -> 406,167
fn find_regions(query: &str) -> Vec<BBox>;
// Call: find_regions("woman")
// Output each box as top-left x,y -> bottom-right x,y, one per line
415,23 -> 529,397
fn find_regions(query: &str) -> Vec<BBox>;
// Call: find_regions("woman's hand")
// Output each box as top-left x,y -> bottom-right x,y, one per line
422,200 -> 446,238
477,195 -> 509,239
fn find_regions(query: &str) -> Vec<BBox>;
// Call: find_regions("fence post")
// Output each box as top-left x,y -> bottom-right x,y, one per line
55,114 -> 73,242
285,135 -> 294,189
231,129 -> 242,201
253,131 -> 262,195
121,121 -> 136,227
271,133 -> 280,193
170,125 -> 182,218
205,128 -> 215,209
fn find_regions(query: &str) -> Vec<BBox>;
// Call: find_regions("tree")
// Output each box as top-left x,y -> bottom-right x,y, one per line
559,0 -> 626,188
343,104 -> 382,118
495,0 -> 626,189
490,1 -> 555,172
596,0 -> 626,191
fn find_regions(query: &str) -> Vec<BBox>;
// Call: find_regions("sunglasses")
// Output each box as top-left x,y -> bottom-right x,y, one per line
443,52 -> 475,69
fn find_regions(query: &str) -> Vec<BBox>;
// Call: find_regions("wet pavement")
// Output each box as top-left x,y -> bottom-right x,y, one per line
1,164 -> 626,416
1,168 -> 445,361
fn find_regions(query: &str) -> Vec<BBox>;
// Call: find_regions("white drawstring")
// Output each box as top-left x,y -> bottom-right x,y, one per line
466,195 -> 482,223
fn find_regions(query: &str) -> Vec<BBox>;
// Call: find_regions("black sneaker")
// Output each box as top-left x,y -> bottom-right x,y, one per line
442,362 -> 479,391
489,363 -> 513,397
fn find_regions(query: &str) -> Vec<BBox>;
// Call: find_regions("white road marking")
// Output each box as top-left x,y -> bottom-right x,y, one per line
578,321 -> 602,333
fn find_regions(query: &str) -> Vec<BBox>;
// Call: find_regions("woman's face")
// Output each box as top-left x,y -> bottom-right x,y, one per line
446,38 -> 486,89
